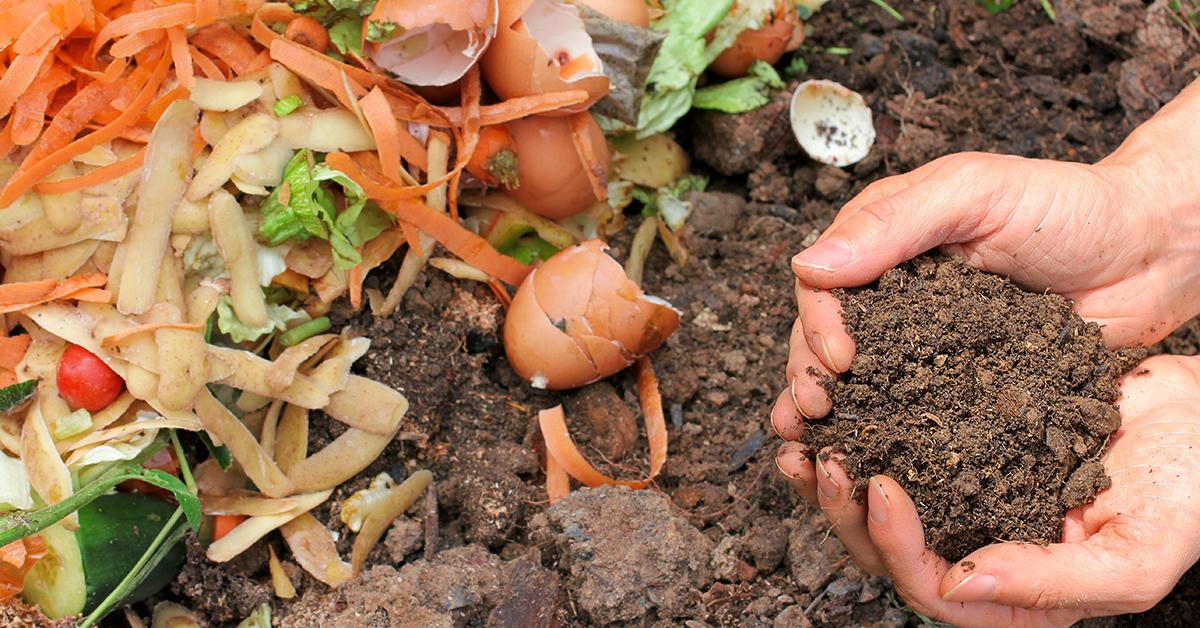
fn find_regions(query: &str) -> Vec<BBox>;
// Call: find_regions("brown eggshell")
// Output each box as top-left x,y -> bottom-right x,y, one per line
504,240 -> 680,390
481,0 -> 610,114
506,114 -> 609,220
576,0 -> 650,27
709,2 -> 800,79
367,0 -> 499,86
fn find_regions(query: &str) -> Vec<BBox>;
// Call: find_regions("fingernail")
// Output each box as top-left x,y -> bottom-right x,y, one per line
868,477 -> 889,525
789,376 -> 811,419
812,333 -> 839,373
943,574 -> 999,603
816,456 -> 840,500
792,239 -> 854,273
775,442 -> 808,479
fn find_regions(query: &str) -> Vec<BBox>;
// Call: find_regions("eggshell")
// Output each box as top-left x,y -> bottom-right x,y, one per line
506,114 -> 609,220
710,1 -> 801,78
367,0 -> 499,87
790,79 -> 875,167
576,0 -> 650,27
481,0 -> 610,114
504,240 -> 680,389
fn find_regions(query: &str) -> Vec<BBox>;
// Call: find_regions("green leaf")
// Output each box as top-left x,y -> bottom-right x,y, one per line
328,17 -> 364,56
137,469 -> 201,533
784,55 -> 808,79
366,19 -> 397,42
0,379 -> 37,414
274,95 -> 304,117
329,0 -> 376,14
198,431 -> 233,470
975,0 -> 1014,15
692,60 -> 783,113
216,297 -> 310,343
498,234 -> 559,265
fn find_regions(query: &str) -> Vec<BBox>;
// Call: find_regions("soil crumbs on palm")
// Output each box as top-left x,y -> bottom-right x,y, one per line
807,256 -> 1143,561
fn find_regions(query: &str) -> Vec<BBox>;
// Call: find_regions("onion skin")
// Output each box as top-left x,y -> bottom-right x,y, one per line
505,114 -> 608,219
709,2 -> 801,79
504,240 -> 680,390
577,0 -> 650,27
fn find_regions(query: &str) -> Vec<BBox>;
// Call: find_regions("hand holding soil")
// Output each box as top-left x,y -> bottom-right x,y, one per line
774,78 -> 1200,623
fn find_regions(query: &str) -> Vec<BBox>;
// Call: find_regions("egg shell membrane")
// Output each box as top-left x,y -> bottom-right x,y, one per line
368,0 -> 498,86
371,0 -> 494,31
504,267 -> 600,389
481,0 -> 609,114
505,115 -> 608,219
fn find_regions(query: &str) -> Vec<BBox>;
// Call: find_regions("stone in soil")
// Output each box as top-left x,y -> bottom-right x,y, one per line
530,485 -> 714,624
690,90 -> 798,176
806,256 -> 1143,560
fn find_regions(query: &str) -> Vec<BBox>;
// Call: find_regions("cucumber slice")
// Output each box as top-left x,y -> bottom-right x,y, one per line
22,493 -> 186,619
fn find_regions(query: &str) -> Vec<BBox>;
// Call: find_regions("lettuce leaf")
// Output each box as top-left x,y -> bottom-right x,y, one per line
636,0 -> 734,137
692,60 -> 784,113
216,297 -> 310,343
259,150 -> 394,270
0,451 -> 33,511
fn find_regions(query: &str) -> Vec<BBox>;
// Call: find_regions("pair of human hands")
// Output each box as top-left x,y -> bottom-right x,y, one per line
773,149 -> 1200,625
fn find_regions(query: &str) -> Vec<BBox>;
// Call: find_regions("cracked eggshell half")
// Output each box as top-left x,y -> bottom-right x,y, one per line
504,240 -> 680,390
481,0 -> 611,114
367,0 -> 500,87
575,0 -> 651,27
789,79 -> 875,167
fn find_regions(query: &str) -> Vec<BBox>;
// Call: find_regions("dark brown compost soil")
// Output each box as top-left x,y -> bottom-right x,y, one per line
805,256 -> 1142,560
148,1 -> 1200,627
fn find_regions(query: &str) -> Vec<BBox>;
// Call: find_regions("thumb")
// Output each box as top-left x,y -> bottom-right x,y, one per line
791,179 -> 995,289
940,531 -> 1175,613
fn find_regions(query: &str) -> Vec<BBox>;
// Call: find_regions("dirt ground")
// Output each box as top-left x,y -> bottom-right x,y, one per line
158,1 -> 1200,626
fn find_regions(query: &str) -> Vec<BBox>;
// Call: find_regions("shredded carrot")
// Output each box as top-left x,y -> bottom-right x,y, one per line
399,221 -> 423,257
0,273 -> 109,314
147,84 -> 190,123
196,0 -> 220,27
212,514 -> 246,542
0,50 -> 170,208
326,152 -> 440,202
32,147 -> 142,193
109,29 -> 165,58
348,264 -> 364,310
269,38 -> 366,111
441,90 -> 593,126
360,87 -> 428,176
10,64 -> 73,146
166,26 -> 194,89
568,111 -> 608,203
0,40 -> 56,118
14,13 -> 60,58
0,536 -> 47,601
191,21 -> 259,76
0,335 -> 32,373
101,322 -> 203,349
92,3 -> 195,55
537,357 -> 669,494
545,449 -> 570,504
487,279 -> 511,311
190,45 -> 226,80
62,287 -> 111,304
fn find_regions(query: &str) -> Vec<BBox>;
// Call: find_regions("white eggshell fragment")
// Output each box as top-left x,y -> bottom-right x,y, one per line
789,79 -> 875,167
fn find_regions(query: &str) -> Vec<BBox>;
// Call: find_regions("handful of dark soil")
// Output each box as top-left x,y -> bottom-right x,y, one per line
806,256 -> 1143,561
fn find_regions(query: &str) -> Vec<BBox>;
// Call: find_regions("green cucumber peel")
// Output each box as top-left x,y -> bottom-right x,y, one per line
78,508 -> 188,628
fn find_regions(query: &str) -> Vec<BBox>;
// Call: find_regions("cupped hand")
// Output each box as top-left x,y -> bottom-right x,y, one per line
774,150 -> 1200,440
776,355 -> 1200,626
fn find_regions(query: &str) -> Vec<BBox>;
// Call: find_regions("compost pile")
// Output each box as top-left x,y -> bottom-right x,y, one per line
806,256 -> 1144,560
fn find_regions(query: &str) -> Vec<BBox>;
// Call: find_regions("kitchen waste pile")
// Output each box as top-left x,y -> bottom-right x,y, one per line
0,0 -> 865,624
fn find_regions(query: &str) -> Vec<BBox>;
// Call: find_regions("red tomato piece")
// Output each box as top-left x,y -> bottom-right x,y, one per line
56,344 -> 124,412
121,447 -> 181,497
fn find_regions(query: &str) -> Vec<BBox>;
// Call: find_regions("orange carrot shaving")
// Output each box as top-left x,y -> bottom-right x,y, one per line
487,279 -> 512,311
0,273 -> 109,314
147,84 -> 190,122
101,322 -> 202,348
109,28 -> 165,58
196,0 -> 220,26
399,221 -> 423,257
325,152 -> 440,202
14,12 -> 61,56
33,147 -> 143,193
348,264 -> 364,310
190,46 -> 226,80
0,50 -> 170,208
62,288 -> 111,304
92,3 -> 195,54
568,111 -> 608,203
166,26 -> 194,89
212,514 -> 246,542
0,40 -> 56,118
0,536 -> 47,601
269,38 -> 366,111
538,357 -> 668,495
10,65 -> 73,146
359,87 -> 427,175
191,21 -> 259,76
545,450 -> 570,504
441,90 -> 592,126
0,335 -> 32,373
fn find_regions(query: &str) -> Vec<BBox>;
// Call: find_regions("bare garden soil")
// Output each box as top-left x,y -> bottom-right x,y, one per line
46,0 -> 1200,626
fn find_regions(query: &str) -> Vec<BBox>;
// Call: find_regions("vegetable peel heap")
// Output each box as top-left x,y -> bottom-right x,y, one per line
504,240 -> 679,390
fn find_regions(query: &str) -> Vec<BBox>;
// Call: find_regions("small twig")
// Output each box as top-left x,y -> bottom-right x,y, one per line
1039,0 -> 1056,22
423,482 -> 439,561
869,0 -> 905,22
